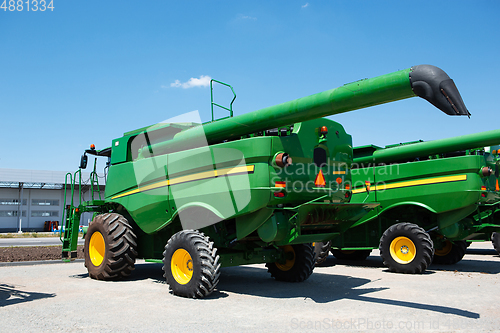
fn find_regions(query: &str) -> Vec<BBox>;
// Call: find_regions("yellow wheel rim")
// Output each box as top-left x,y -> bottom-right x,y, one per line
171,249 -> 193,285
276,245 -> 296,271
389,236 -> 416,264
435,240 -> 453,256
89,231 -> 105,267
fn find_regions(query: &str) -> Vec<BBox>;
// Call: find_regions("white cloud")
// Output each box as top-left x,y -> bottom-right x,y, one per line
234,14 -> 257,21
169,75 -> 212,89
302,3 -> 309,8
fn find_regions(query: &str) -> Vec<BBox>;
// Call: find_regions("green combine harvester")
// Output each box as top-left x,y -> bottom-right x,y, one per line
314,130 -> 500,273
61,65 -> 469,298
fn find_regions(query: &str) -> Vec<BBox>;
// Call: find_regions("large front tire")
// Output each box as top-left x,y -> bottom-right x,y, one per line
433,240 -> 466,265
266,243 -> 315,282
162,230 -> 220,298
84,213 -> 137,280
379,223 -> 433,274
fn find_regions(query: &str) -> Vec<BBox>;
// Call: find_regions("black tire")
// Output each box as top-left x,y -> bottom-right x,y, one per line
379,222 -> 434,274
433,240 -> 467,265
266,243 -> 315,282
492,232 -> 500,255
313,241 -> 331,265
162,230 -> 220,298
84,213 -> 137,280
330,249 -> 372,261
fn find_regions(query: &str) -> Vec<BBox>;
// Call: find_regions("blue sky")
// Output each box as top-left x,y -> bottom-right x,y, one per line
1,1 -> 499,171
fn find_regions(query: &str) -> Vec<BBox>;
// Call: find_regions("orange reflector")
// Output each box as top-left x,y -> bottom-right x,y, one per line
345,183 -> 351,190
274,192 -> 285,198
496,179 -> 499,191
493,150 -> 497,154
335,177 -> 342,184
481,186 -> 487,191
275,181 -> 286,188
75,208 -> 79,213
315,170 -> 326,187
365,180 -> 371,192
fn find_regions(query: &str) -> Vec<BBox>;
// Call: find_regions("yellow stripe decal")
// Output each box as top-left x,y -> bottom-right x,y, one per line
332,171 -> 346,175
111,165 -> 255,199
351,174 -> 467,194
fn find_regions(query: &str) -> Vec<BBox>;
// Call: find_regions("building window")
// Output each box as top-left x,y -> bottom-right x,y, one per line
31,211 -> 59,217
0,199 -> 27,205
32,199 -> 60,206
0,210 -> 27,217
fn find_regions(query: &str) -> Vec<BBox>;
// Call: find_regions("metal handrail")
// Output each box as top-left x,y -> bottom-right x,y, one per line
210,79 -> 236,121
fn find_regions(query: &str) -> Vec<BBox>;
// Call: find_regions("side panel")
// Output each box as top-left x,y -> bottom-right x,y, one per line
108,137 -> 273,234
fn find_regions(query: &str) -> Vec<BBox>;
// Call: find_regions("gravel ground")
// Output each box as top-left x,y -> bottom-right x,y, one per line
0,246 -> 85,262
1,242 -> 499,332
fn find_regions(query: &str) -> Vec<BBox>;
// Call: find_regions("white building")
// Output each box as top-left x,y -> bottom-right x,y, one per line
0,168 -> 105,232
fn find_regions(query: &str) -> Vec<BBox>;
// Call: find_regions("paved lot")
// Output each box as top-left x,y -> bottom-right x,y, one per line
1,242 -> 499,332
0,237 -> 84,247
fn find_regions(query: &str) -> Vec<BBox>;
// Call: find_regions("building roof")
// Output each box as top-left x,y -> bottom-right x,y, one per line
0,168 -> 106,188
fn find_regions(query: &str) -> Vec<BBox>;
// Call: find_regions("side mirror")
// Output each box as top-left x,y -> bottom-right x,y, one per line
80,154 -> 88,169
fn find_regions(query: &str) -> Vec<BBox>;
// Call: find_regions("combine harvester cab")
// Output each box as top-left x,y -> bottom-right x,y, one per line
315,129 -> 500,274
62,65 -> 469,298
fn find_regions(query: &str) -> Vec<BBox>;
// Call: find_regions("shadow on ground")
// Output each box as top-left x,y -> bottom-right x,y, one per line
466,248 -> 499,256
67,259 -> 482,319
218,265 -> 479,318
318,254 -> 500,274
0,284 -> 55,307
69,262 -> 165,283
97,262 -> 479,318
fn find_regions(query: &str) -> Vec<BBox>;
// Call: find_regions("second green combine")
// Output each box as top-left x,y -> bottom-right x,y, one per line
314,129 -> 500,274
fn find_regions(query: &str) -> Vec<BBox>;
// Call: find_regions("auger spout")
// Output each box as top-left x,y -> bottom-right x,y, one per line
139,65 -> 469,158
354,128 -> 500,165
409,65 -> 470,116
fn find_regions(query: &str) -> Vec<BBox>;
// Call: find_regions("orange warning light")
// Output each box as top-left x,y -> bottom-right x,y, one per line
315,170 -> 326,187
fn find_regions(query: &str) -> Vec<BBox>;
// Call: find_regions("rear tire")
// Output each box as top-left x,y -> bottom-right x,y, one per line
84,213 -> 137,280
492,232 -> 500,255
433,240 -> 467,265
266,243 -> 315,282
330,249 -> 372,261
162,230 -> 220,298
313,241 -> 331,265
379,222 -> 433,274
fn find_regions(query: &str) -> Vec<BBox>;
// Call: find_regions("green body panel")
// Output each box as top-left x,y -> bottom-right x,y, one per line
106,118 -> 352,236
330,132 -> 500,251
